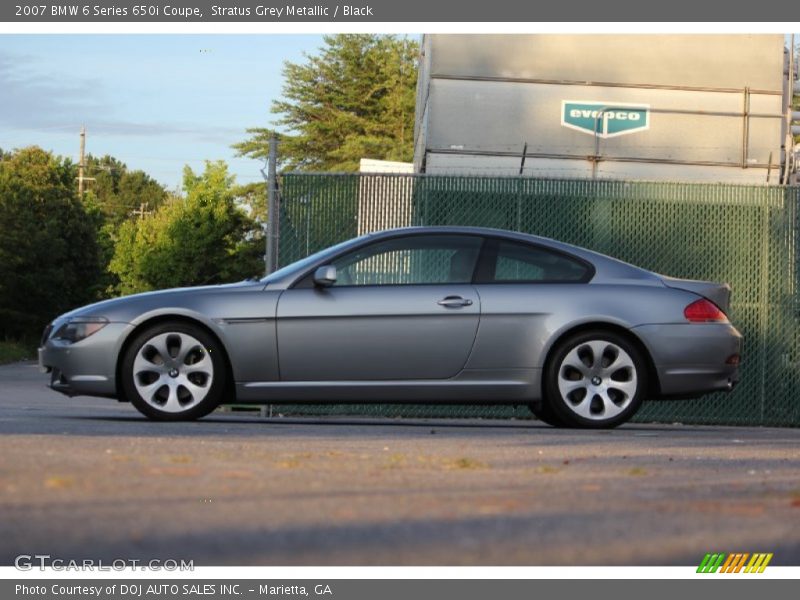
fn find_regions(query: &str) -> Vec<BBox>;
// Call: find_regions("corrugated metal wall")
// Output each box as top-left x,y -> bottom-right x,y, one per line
414,35 -> 790,184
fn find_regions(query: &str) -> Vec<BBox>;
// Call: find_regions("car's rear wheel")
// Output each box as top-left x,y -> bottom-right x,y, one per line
121,322 -> 226,421
543,330 -> 647,429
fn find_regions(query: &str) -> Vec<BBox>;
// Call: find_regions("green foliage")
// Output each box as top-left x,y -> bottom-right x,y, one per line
234,34 -> 419,171
84,154 -> 168,225
233,181 -> 267,224
109,161 -> 263,295
0,147 -> 104,338
73,155 -> 170,294
0,339 -> 35,364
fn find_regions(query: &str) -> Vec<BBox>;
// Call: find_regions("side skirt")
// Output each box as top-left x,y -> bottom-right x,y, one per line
233,369 -> 541,404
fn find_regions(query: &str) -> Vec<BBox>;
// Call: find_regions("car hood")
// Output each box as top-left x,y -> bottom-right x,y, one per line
57,280 -> 265,322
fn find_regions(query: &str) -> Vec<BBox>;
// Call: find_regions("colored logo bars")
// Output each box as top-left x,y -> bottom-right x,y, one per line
697,553 -> 773,573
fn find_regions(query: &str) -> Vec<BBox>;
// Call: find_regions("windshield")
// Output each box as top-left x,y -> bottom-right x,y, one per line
260,235 -> 370,283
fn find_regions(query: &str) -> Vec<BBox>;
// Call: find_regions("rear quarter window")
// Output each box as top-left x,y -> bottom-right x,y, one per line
485,240 -> 591,283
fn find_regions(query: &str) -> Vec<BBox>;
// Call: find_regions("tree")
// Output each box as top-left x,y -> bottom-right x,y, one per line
232,181 -> 268,224
84,154 -> 168,225
66,155 -> 169,295
109,161 -> 263,295
0,147 -> 104,339
234,34 -> 419,171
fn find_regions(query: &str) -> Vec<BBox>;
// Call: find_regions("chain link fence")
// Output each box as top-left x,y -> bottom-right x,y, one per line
274,173 -> 800,426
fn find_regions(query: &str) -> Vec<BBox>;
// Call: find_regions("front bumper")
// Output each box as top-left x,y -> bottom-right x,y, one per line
38,322 -> 133,398
632,322 -> 742,398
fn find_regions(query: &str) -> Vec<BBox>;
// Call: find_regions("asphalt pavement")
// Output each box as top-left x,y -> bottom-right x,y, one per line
1,361 -> 799,566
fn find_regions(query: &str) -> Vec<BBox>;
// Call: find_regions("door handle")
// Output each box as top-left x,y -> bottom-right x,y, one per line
437,296 -> 473,308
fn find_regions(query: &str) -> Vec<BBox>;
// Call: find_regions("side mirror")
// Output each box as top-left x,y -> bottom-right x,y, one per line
313,265 -> 337,287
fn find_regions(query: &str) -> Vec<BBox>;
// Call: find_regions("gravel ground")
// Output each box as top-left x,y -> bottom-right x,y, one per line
1,361 -> 799,566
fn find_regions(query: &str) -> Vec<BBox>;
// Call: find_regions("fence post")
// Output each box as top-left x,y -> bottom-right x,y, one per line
265,135 -> 280,274
758,195 -> 770,424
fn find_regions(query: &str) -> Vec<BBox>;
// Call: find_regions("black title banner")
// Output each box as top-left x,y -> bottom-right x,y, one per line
1,0 -> 793,22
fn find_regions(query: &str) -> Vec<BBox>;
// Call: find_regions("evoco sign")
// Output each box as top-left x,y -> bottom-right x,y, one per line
561,101 -> 650,138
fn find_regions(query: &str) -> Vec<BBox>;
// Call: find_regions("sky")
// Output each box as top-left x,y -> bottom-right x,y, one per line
0,35 -> 326,190
0,33 -> 795,191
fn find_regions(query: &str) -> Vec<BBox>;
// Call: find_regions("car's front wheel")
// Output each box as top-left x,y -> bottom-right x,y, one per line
543,330 -> 647,429
121,322 -> 226,421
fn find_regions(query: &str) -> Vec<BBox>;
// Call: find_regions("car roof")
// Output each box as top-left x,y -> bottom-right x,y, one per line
367,225 -> 562,245
366,226 -> 652,277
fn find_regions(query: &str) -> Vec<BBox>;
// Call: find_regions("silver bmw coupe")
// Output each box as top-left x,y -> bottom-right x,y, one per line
39,226 -> 741,428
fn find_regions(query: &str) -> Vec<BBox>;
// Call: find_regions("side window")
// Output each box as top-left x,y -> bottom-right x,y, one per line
488,241 -> 590,283
330,235 -> 482,286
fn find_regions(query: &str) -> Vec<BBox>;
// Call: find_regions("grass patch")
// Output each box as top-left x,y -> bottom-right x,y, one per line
276,452 -> 313,469
444,457 -> 487,470
44,476 -> 74,490
536,465 -> 560,475
383,453 -> 408,469
380,454 -> 489,471
0,340 -> 36,365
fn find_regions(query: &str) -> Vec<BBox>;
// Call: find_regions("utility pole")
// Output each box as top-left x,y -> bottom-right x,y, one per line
784,34 -> 796,185
261,134 -> 280,276
77,125 -> 86,196
76,125 -> 95,196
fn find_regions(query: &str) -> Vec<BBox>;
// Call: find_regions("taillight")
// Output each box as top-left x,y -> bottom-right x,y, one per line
684,298 -> 728,323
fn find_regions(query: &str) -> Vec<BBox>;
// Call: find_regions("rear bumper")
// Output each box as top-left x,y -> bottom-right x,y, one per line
631,322 -> 742,398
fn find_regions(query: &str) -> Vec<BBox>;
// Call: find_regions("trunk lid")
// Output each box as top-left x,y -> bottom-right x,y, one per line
660,276 -> 732,314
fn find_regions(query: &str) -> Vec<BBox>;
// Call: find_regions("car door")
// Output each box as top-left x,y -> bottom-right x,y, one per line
468,238 -> 594,370
276,234 -> 483,381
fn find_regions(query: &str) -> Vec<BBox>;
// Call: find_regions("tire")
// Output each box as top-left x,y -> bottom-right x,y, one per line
528,402 -> 567,427
543,330 -> 647,429
121,322 -> 227,421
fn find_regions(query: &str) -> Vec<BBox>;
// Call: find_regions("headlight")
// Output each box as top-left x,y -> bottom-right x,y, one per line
40,323 -> 54,346
52,317 -> 109,344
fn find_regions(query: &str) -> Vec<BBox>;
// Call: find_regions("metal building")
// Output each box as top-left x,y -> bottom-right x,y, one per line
413,34 -> 798,184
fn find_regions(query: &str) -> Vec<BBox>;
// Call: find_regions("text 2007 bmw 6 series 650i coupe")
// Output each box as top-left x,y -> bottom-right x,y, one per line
39,226 -> 742,428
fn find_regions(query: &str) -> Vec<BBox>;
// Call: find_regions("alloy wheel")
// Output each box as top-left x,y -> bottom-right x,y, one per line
132,332 -> 214,413
556,339 -> 638,421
